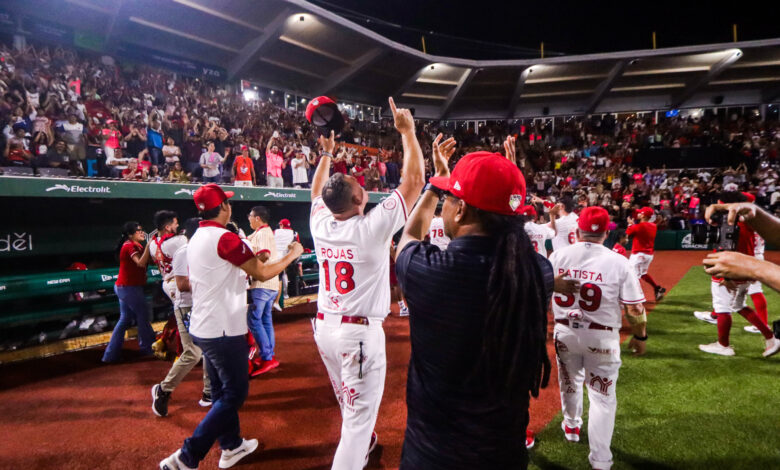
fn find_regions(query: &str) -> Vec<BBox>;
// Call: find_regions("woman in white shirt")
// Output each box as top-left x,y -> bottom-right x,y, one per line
291,150 -> 309,188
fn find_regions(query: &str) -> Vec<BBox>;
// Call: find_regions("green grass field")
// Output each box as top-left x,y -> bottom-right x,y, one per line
529,266 -> 780,470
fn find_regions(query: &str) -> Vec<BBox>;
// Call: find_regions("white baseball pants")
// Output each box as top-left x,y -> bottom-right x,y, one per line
711,280 -> 749,313
555,323 -> 622,470
313,315 -> 386,470
628,253 -> 653,278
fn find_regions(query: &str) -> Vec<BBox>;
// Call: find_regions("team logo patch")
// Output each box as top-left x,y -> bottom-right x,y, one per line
340,382 -> 360,407
312,99 -> 319,106
509,194 -> 523,211
382,197 -> 397,211
198,203 -> 205,210
588,347 -> 613,355
589,373 -> 613,395
567,310 -> 583,321
591,223 -> 600,231
453,181 -> 462,191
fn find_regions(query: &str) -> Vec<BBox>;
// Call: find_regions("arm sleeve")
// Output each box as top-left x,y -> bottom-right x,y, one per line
626,224 -> 638,236
217,232 -> 255,266
310,196 -> 333,231
364,190 -> 408,241
619,260 -> 645,304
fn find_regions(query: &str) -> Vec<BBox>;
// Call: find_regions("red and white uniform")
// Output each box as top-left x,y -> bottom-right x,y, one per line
748,233 -> 765,296
551,212 -> 578,251
711,222 -> 756,313
525,221 -> 555,257
310,190 -> 407,470
428,216 -> 450,250
612,243 -> 627,257
149,234 -> 187,302
626,221 -> 657,278
549,242 -> 644,470
187,221 -> 254,338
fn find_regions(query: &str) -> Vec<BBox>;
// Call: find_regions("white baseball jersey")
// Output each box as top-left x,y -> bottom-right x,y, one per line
525,221 -> 555,257
274,227 -> 297,260
551,212 -> 579,251
170,244 -> 192,310
549,242 -> 645,328
754,233 -> 765,260
149,234 -> 186,282
428,216 -> 450,250
310,190 -> 408,319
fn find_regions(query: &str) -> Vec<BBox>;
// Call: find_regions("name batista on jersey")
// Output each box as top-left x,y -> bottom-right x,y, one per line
556,267 -> 605,282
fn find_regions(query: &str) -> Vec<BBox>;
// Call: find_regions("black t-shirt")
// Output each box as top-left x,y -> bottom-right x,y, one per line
125,135 -> 145,158
395,236 -> 553,470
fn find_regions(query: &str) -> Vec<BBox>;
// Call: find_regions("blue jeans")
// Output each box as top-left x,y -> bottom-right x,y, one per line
148,147 -> 163,166
102,285 -> 154,362
180,334 -> 249,467
248,288 -> 277,361
203,175 -> 220,183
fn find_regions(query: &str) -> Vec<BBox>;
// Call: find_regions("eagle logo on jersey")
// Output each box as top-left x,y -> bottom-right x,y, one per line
509,194 -> 522,211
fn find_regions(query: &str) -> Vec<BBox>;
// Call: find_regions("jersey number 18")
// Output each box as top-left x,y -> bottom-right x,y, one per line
322,260 -> 356,294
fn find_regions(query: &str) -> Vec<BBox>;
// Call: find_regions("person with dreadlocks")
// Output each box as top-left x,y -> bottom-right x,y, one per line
394,134 -> 555,470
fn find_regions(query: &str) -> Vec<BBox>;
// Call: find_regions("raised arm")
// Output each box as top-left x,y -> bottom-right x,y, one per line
240,242 -> 304,282
311,130 -> 335,200
389,97 -> 425,208
705,202 -> 780,246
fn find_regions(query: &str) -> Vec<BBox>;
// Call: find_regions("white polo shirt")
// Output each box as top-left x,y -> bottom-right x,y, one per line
187,221 -> 255,338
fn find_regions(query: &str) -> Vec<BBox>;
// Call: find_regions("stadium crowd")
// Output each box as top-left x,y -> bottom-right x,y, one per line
2,41 -> 780,229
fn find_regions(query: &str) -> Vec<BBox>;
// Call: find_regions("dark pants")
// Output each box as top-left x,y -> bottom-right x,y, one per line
149,147 -> 163,166
102,285 -> 154,362
180,334 -> 249,468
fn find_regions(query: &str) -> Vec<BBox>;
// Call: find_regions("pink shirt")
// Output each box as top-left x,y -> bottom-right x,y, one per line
266,150 -> 284,178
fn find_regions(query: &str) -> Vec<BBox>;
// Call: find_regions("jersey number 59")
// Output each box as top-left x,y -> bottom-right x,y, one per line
554,282 -> 602,312
322,260 -> 356,294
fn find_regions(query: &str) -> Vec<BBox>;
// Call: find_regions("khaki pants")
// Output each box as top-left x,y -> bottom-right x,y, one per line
160,306 -> 211,395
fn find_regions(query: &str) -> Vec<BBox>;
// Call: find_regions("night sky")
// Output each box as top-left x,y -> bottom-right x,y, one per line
311,0 -> 778,59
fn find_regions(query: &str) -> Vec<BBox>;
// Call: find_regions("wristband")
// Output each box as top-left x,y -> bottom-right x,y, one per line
321,151 -> 333,158
423,182 -> 445,198
633,334 -> 648,342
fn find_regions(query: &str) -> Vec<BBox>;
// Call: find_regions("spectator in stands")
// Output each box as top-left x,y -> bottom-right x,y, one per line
122,158 -> 147,181
102,221 -> 154,363
168,160 -> 191,183
182,132 -> 203,178
200,141 -> 223,183
39,139 -> 70,171
291,149 -> 309,188
123,120 -> 147,159
232,145 -> 255,187
265,137 -> 285,188
162,136 -> 182,167
101,120 -> 122,163
3,124 -> 31,166
246,205 -> 280,375
58,113 -> 86,166
147,111 -> 164,166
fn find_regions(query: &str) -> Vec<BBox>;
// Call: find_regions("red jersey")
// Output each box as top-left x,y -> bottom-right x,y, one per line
626,221 -> 657,255
117,241 -> 147,286
234,155 -> 254,181
612,243 -> 627,257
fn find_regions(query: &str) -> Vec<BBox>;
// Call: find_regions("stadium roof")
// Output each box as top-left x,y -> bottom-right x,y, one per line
8,0 -> 780,119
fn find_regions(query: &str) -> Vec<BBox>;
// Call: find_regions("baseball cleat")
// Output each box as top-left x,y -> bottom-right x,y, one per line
525,430 -> 535,449
198,392 -> 212,407
250,358 -> 280,377
693,311 -> 717,325
159,449 -> 196,470
744,325 -> 761,334
763,337 -> 780,358
654,286 -> 667,301
699,342 -> 735,356
219,438 -> 259,468
561,422 -> 580,442
152,383 -> 171,417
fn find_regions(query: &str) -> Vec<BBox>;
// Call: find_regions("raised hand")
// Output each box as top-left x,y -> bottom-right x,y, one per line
318,130 -> 336,155
503,135 -> 517,164
388,97 -> 414,135
431,133 -> 457,177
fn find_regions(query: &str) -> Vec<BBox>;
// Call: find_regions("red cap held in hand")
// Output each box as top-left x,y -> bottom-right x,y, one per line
193,183 -> 234,212
305,96 -> 345,133
578,206 -> 610,234
429,152 -> 526,216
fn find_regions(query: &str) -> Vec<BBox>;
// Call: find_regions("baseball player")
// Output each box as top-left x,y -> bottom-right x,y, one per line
521,205 -> 555,257
308,97 -> 424,470
273,218 -> 300,309
610,230 -> 628,257
149,210 -> 187,304
696,193 -> 780,357
428,208 -> 450,250
549,206 -> 648,470
549,195 -> 578,252
742,193 -> 769,334
626,207 -> 666,301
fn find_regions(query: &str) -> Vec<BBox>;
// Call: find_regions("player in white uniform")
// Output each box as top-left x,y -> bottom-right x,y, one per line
550,195 -> 579,252
428,209 -> 450,250
308,97 -> 424,470
521,205 -> 555,257
549,206 -> 647,470
745,231 -> 768,333
148,210 -> 186,302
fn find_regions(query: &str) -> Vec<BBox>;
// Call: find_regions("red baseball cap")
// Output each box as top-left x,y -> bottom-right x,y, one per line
429,152 -> 526,216
305,96 -> 345,133
279,218 -> 291,228
67,262 -> 88,271
520,205 -> 537,218
578,206 -> 610,233
742,192 -> 756,203
193,183 -> 234,212
637,207 -> 654,218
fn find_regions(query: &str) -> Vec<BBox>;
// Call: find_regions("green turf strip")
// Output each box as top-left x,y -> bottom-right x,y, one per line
530,266 -> 780,470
